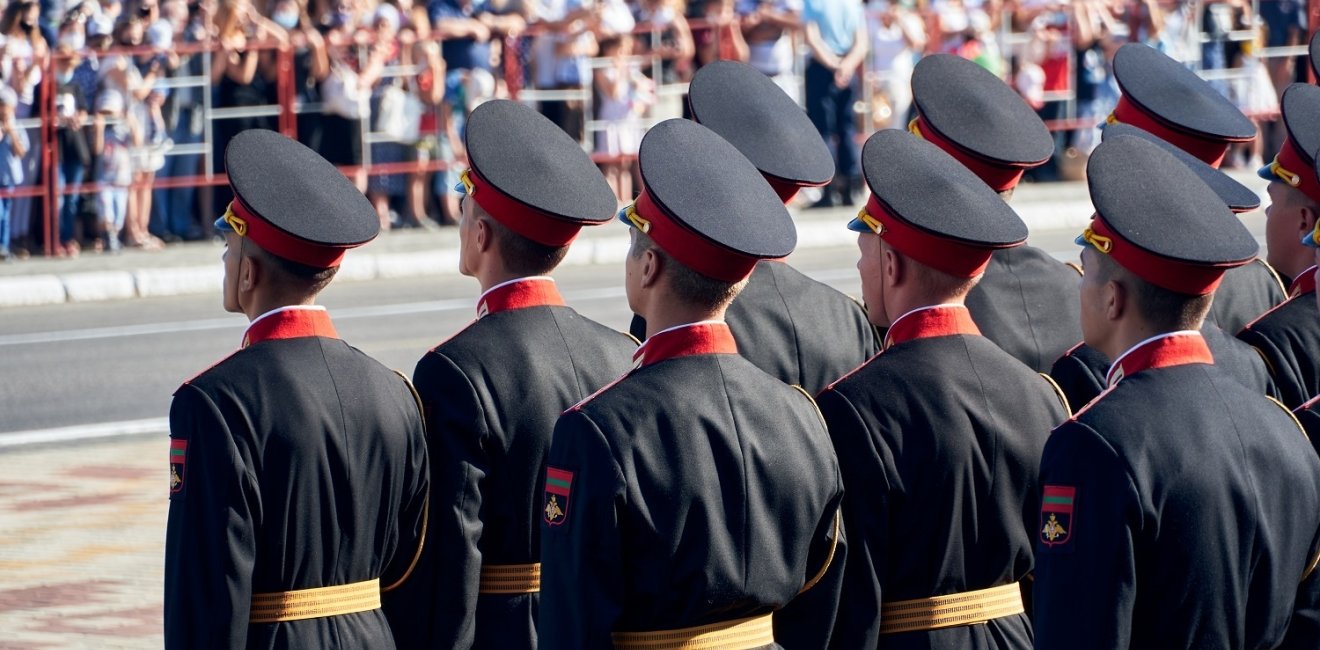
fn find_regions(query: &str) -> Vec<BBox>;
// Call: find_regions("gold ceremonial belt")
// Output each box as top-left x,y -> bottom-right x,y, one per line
479,562 -> 542,594
250,578 -> 380,624
879,582 -> 1024,635
612,613 -> 774,650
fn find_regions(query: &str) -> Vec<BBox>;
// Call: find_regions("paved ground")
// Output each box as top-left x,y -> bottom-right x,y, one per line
0,436 -> 163,648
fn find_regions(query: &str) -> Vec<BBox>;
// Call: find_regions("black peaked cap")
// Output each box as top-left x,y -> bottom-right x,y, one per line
1088,134 -> 1256,264
911,53 -> 1054,165
465,99 -> 618,224
861,129 -> 1027,246
689,60 -> 835,186
1112,43 -> 1255,141
1281,83 -> 1320,165
639,118 -> 796,258
1102,123 -> 1259,213
226,129 -> 379,248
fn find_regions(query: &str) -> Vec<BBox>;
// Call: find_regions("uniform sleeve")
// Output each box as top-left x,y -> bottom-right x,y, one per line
383,351 -> 487,649
815,388 -> 890,650
539,410 -> 626,650
379,372 -> 431,630
775,393 -> 848,650
1282,547 -> 1320,649
1032,420 -> 1142,648
1238,328 -> 1306,408
1048,346 -> 1108,412
163,384 -> 259,649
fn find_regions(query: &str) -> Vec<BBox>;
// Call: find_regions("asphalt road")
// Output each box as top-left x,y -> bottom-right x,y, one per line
0,217 -> 1264,441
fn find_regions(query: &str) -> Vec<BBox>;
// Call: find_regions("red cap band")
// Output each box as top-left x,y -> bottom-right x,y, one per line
765,175 -> 804,204
630,189 -> 759,282
861,195 -> 998,278
1084,216 -> 1241,295
227,199 -> 351,268
1269,134 -> 1320,203
466,168 -> 583,247
1109,95 -> 1231,168
909,116 -> 1029,192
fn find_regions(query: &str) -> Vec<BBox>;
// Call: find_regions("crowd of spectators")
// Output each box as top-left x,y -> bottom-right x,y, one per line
0,0 -> 1308,260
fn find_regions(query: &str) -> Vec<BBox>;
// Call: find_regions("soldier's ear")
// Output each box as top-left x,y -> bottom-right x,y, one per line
639,247 -> 661,289
474,216 -> 494,254
882,245 -> 903,289
1104,278 -> 1126,323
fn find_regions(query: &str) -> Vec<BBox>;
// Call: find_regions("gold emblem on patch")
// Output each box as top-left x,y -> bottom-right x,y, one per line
1042,513 -> 1067,542
544,495 -> 564,523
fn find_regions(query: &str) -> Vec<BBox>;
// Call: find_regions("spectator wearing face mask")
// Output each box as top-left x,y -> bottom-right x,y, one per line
0,0 -> 47,259
53,26 -> 93,257
151,0 -> 206,242
0,86 -> 25,261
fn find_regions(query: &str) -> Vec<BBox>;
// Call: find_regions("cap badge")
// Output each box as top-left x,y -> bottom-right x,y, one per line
1079,226 -> 1113,254
222,203 -> 248,237
1266,156 -> 1302,188
856,209 -> 884,235
458,168 -> 477,196
623,203 -> 651,234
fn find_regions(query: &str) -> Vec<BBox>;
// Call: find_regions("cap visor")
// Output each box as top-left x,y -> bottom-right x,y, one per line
1303,231 -> 1318,247
1258,165 -> 1277,182
846,217 -> 871,233
214,216 -> 233,233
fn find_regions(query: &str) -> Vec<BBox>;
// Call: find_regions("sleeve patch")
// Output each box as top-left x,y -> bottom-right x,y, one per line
1040,484 -> 1075,551
169,439 -> 187,496
544,466 -> 573,526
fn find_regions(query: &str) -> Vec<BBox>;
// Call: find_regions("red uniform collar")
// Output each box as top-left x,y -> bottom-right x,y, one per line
242,306 -> 338,348
1290,265 -> 1318,297
1105,331 -> 1212,387
633,321 -> 738,369
476,277 -> 566,318
883,304 -> 981,349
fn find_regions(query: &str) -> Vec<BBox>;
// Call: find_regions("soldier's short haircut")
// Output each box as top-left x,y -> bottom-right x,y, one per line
247,241 -> 338,295
471,200 -> 571,276
1090,249 -> 1213,332
883,240 -> 981,299
629,231 -> 747,311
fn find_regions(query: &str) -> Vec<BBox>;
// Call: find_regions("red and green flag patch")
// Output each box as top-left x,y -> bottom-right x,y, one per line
169,439 -> 187,495
1040,484 -> 1075,549
544,467 -> 573,526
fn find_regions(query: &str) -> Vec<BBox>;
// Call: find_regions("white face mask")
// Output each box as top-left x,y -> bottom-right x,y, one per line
272,9 -> 299,29
60,32 -> 86,50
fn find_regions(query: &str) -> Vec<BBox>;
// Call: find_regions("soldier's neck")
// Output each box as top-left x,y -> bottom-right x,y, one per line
642,304 -> 728,340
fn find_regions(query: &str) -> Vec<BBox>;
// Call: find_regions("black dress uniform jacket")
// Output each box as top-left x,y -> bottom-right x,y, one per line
964,246 -> 1084,373
165,307 -> 429,649
539,322 -> 846,649
1238,269 -> 1320,408
1034,332 -> 1320,648
1049,324 -> 1274,408
1209,259 -> 1286,333
383,278 -> 635,649
816,306 -> 1068,649
629,260 -> 879,393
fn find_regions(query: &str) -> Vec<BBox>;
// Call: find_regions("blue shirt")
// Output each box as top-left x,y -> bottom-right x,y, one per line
429,0 -> 494,71
802,0 -> 862,56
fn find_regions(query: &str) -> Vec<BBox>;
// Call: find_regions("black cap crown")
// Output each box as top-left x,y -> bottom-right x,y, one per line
224,129 -> 378,267
1112,43 -> 1255,142
465,99 -> 617,226
911,53 -> 1054,167
1102,123 -> 1258,213
1088,135 -> 1253,263
689,60 -> 834,187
